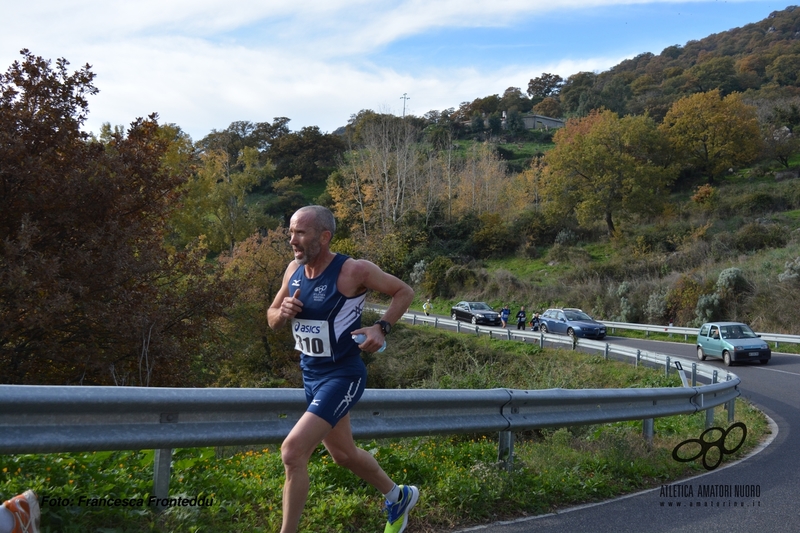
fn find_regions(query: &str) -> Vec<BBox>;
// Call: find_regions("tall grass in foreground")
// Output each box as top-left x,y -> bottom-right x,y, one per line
1,328 -> 769,532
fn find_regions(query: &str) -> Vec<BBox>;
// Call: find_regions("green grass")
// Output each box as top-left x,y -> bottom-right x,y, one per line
1,327 -> 770,532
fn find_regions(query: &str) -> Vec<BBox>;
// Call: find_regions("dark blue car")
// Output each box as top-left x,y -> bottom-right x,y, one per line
539,308 -> 606,339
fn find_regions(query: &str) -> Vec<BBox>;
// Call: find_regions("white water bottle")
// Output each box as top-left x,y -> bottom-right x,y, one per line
352,334 -> 387,352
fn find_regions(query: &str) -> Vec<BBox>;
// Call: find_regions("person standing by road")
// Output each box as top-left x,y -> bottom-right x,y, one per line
267,205 -> 418,533
515,306 -> 527,330
530,312 -> 540,331
500,304 -> 511,328
422,298 -> 432,316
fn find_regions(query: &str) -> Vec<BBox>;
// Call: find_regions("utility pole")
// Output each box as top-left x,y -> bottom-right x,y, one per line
400,93 -> 410,118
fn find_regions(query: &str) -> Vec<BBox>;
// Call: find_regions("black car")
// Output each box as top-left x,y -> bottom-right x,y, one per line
539,308 -> 606,339
450,301 -> 502,326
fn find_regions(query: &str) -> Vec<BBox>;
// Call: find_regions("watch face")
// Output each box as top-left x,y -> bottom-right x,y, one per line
376,320 -> 391,334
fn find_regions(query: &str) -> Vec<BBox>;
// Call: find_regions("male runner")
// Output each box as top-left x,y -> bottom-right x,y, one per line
267,205 -> 418,533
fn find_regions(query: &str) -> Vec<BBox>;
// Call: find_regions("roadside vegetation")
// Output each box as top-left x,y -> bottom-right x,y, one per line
1,325 -> 769,532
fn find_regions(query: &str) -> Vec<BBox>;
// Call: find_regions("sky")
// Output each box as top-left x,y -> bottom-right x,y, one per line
0,1 -> 788,141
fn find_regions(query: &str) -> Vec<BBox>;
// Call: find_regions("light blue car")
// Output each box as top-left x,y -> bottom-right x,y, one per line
696,322 -> 771,366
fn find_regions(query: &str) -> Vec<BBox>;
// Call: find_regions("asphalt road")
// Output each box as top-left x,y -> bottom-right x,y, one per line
445,331 -> 800,533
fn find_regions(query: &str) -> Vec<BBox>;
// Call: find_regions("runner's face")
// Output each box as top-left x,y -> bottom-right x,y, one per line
289,212 -> 322,265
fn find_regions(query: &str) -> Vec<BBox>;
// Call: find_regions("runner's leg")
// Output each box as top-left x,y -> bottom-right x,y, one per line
280,411 -> 333,533
323,413 -> 395,494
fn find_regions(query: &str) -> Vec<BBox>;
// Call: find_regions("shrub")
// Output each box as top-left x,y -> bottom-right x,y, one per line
716,267 -> 749,297
694,292 -> 721,325
410,259 -> 427,286
731,222 -> 788,252
778,257 -> 800,283
724,191 -> 787,216
554,229 -> 578,246
646,287 -> 669,323
422,256 -> 454,297
666,275 -> 708,326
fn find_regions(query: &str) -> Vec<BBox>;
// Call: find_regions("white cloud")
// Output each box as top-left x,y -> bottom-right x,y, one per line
0,1 -> 774,139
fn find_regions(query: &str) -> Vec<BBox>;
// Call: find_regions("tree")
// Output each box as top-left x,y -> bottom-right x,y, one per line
196,118 -> 290,170
559,72 -> 597,116
169,146 -> 276,254
527,73 -> 564,99
498,87 -> 532,113
660,90 -> 763,183
268,125 -> 346,183
532,97 -> 563,118
761,98 -> 800,168
766,54 -> 800,87
543,109 -> 677,235
216,229 -> 299,387
0,50 -> 233,385
684,56 -> 740,94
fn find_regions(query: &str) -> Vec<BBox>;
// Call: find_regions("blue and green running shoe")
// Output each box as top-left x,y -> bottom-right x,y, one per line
383,485 -> 419,533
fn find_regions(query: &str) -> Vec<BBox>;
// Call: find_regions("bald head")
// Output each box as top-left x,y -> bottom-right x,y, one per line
294,205 -> 336,236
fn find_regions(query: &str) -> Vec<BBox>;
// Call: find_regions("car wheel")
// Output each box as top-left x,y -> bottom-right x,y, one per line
451,312 -> 457,321
723,350 -> 732,366
598,335 -> 605,340
471,316 -> 477,325
697,347 -> 706,361
567,328 -> 575,338
540,324 -> 548,334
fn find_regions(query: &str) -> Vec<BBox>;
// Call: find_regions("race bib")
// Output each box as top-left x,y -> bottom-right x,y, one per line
291,319 -> 332,357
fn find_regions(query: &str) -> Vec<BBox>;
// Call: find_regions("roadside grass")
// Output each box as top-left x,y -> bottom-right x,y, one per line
1,327 -> 770,532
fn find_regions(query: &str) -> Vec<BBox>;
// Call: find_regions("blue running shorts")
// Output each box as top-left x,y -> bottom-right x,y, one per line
303,364 -> 367,427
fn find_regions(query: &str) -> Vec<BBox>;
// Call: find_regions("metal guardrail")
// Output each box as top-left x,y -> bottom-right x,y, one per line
600,320 -> 800,348
405,311 -> 800,348
0,316 -> 740,507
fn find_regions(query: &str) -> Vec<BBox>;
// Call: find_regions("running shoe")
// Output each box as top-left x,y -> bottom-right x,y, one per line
384,484 -> 419,533
2,490 -> 40,533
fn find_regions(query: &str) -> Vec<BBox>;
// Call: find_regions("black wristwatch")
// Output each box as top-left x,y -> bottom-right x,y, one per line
374,320 -> 392,335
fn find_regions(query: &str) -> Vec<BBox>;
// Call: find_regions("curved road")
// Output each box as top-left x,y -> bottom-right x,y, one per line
449,332 -> 799,533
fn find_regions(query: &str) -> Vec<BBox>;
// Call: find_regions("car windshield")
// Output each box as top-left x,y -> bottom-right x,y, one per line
470,302 -> 492,311
720,324 -> 758,339
565,310 -> 592,321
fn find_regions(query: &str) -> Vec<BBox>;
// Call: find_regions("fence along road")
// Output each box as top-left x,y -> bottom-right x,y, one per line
0,312 -> 740,510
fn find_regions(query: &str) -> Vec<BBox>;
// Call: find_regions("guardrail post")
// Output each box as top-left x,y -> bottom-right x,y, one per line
497,431 -> 514,469
456,321 -> 460,333
712,370 -> 718,384
635,350 -> 641,367
539,332 -> 544,348
412,315 -> 417,325
705,406 -> 715,429
691,363 -> 697,386
434,317 -> 438,328
475,326 -> 479,336
642,418 -> 654,444
152,448 -> 172,512
507,329 -> 512,340
727,398 -> 736,423
665,356 -> 671,376
604,343 -> 609,360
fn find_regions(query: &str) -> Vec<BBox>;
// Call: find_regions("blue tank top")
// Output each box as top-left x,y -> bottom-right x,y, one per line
288,253 -> 366,373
